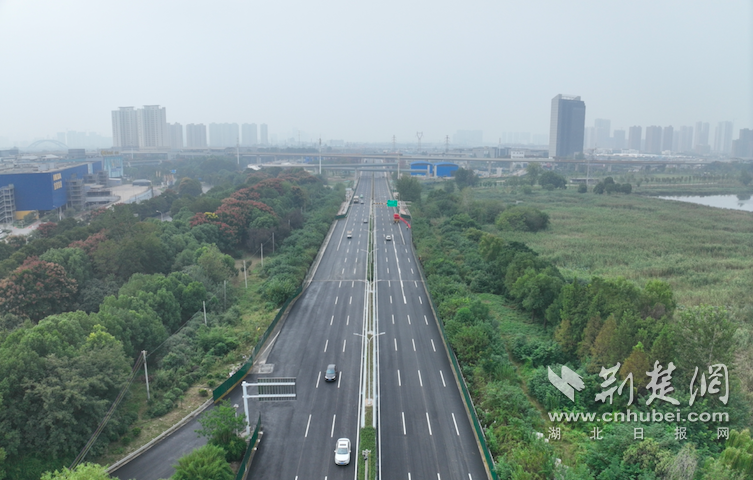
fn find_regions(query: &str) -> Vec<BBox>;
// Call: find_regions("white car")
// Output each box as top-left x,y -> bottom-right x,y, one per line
385,235 -> 392,241
347,231 -> 352,239
334,438 -> 351,465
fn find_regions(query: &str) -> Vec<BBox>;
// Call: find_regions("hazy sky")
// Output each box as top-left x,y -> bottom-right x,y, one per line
1,0 -> 751,144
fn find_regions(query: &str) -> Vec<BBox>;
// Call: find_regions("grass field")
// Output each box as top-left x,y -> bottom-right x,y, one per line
474,186 -> 753,309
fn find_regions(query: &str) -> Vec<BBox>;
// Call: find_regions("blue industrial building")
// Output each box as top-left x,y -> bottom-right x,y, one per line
0,161 -> 102,213
409,161 -> 459,178
409,161 -> 433,176
434,162 -> 459,178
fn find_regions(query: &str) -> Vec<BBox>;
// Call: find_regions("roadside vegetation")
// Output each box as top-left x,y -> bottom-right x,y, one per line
0,157 -> 342,480
401,164 -> 753,479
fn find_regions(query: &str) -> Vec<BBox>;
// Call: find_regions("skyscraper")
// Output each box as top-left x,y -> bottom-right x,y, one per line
548,94 -> 586,158
594,118 -> 611,149
186,124 -> 207,148
644,126 -> 663,154
260,124 -> 269,146
732,129 -> 753,158
677,126 -> 694,152
612,130 -> 626,150
167,123 -> 183,149
662,126 -> 674,152
694,122 -> 710,148
628,126 -> 642,151
209,123 -> 239,147
112,106 -> 139,149
714,121 -> 734,154
242,123 -> 258,146
137,105 -> 167,148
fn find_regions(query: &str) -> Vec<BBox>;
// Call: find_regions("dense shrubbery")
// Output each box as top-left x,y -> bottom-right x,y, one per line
0,166 -> 340,479
412,185 -> 748,479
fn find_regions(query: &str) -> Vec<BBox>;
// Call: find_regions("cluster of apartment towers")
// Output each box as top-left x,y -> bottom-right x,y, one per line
111,105 -> 267,150
585,120 -> 737,156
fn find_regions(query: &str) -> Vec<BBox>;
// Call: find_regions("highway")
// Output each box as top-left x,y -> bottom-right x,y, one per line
372,174 -> 488,480
113,170 -> 489,479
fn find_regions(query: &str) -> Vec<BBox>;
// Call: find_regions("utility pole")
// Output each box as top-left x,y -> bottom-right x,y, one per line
416,132 -> 423,152
142,350 -> 150,400
243,260 -> 248,289
261,243 -> 264,267
236,138 -> 240,165
318,137 -> 322,175
445,135 -> 449,153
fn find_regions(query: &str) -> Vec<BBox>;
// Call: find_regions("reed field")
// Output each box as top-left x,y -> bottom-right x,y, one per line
474,187 -> 753,308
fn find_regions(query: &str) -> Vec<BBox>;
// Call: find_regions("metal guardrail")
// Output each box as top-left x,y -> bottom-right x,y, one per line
212,286 -> 303,402
235,413 -> 262,480
412,239 -> 499,480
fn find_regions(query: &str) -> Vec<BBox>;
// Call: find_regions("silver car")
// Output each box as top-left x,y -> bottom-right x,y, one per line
334,438 -> 351,465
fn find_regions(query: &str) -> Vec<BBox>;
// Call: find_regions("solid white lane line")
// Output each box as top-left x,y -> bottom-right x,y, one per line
440,370 -> 446,387
346,315 -> 350,325
426,412 -> 432,435
342,339 -> 346,352
394,338 -> 398,351
316,372 -> 321,388
331,414 -> 336,437
452,413 -> 460,436
398,370 -> 401,386
335,296 -> 338,305
305,414 -> 312,437
412,339 -> 416,351
324,340 -> 328,352
419,296 -> 423,304
402,412 -> 407,435
407,314 -> 411,325
431,339 -> 436,352
330,315 -> 334,326
418,370 -> 423,387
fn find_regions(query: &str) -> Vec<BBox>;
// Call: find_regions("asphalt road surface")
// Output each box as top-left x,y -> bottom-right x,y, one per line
113,171 -> 488,480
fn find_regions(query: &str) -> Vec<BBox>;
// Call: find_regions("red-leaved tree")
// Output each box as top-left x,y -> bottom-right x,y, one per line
0,257 -> 78,321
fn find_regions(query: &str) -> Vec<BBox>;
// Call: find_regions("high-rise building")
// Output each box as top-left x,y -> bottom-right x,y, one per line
594,118 -> 611,149
694,122 -> 710,148
677,126 -> 694,153
732,129 -> 753,158
167,123 -> 183,149
112,106 -> 139,149
137,105 -> 167,148
186,124 -> 207,148
209,123 -> 239,147
548,94 -> 586,158
714,121 -> 734,154
612,130 -> 626,150
242,123 -> 258,146
662,126 -> 674,152
260,124 -> 269,145
644,126 -> 663,154
584,127 -> 596,150
628,126 -> 642,151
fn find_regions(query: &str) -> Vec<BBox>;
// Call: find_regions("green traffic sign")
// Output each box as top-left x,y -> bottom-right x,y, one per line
387,200 -> 397,207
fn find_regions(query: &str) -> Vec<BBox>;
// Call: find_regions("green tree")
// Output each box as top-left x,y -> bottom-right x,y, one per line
395,175 -> 422,202
178,177 -> 203,197
739,170 -> 752,186
40,247 -> 93,287
676,305 -> 736,375
525,162 -> 543,186
495,206 -> 550,232
171,444 -> 233,480
196,401 -> 247,448
453,168 -> 479,189
40,462 -> 111,480
478,234 -> 505,262
196,245 -> 237,284
538,171 -> 567,189
509,268 -> 563,326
